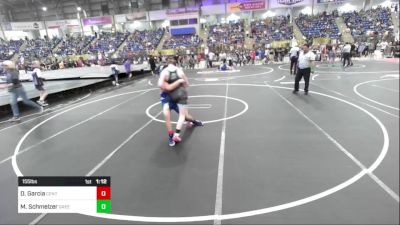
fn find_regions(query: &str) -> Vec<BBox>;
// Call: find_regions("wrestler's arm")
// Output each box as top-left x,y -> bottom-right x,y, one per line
158,72 -> 184,91
161,79 -> 184,91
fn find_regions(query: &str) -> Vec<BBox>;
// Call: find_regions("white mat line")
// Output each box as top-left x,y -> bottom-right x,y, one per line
370,84 -> 399,93
214,82 -> 229,225
0,91 -> 148,167
311,82 -> 399,118
268,86 -> 399,203
274,75 -> 286,82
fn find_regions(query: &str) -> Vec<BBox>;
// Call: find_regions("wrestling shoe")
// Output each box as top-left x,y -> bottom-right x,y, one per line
168,137 -> 175,147
172,134 -> 182,143
37,100 -> 49,107
192,120 -> 204,127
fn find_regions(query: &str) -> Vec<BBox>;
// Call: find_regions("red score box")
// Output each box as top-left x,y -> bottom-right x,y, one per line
97,186 -> 111,200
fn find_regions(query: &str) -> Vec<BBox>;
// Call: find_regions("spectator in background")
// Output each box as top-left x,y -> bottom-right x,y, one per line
19,55 -> 24,65
76,57 -> 84,67
0,60 -> 43,122
219,51 -> 227,62
208,51 -> 215,68
227,53 -> 233,67
250,49 -> 256,64
219,60 -> 231,71
59,60 -> 65,69
189,56 -> 195,70
327,44 -> 336,66
196,52 -> 202,68
31,61 -> 49,106
124,59 -> 132,78
110,64 -> 120,86
289,45 -> 300,75
149,56 -> 157,75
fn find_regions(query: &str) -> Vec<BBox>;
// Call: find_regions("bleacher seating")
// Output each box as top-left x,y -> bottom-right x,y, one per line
87,32 -> 129,54
121,29 -> 164,57
163,34 -> 202,49
343,7 -> 393,39
0,7 -> 396,68
296,11 -> 341,39
22,37 -> 61,60
251,16 -> 293,44
207,21 -> 245,46
0,39 -> 24,60
56,35 -> 95,56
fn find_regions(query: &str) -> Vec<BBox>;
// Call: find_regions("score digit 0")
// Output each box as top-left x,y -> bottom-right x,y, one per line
97,187 -> 110,200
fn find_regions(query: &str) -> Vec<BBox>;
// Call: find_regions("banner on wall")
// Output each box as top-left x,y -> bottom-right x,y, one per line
316,0 -> 346,3
269,0 -> 313,8
2,21 -> 45,31
46,20 -> 80,29
82,16 -> 113,26
227,1 -> 266,13
115,12 -> 148,23
165,7 -> 199,19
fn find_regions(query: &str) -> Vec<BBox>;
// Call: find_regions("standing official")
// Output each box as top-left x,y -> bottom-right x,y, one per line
289,45 -> 300,75
293,44 -> 315,95
342,42 -> 351,67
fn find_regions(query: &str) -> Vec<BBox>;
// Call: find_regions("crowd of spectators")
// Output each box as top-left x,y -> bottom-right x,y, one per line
55,35 -> 95,56
1,6 -> 398,74
121,28 -> 164,57
0,39 -> 24,60
296,10 -> 341,40
342,7 -> 394,40
250,16 -> 293,44
87,31 -> 129,54
163,34 -> 202,49
21,37 -> 62,61
207,21 -> 245,48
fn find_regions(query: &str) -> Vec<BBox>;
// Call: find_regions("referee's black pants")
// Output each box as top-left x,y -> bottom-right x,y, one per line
294,67 -> 311,92
342,52 -> 351,66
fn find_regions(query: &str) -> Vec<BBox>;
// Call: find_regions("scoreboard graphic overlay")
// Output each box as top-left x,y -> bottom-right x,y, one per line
18,177 -> 111,214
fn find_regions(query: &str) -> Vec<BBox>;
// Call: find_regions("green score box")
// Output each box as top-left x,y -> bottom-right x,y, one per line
97,200 -> 111,213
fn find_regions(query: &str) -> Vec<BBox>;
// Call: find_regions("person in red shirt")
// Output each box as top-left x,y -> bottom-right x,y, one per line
250,50 -> 256,64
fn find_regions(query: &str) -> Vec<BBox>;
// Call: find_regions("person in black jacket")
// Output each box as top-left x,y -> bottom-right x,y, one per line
149,56 -> 157,75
